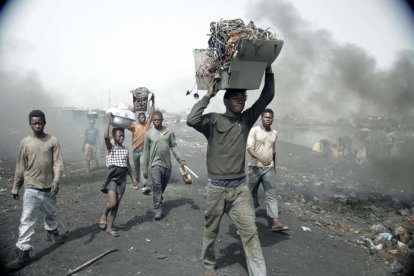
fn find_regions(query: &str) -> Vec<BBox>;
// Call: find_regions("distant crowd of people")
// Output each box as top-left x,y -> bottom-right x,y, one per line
7,65 -> 290,276
313,126 -> 397,166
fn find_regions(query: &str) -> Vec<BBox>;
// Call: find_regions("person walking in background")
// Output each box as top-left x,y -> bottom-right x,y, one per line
99,113 -> 138,237
142,111 -> 186,220
355,128 -> 371,166
7,110 -> 64,271
383,127 -> 395,159
83,119 -> 100,173
187,65 -> 275,276
338,135 -> 352,159
129,93 -> 155,194
319,138 -> 331,157
247,108 -> 289,232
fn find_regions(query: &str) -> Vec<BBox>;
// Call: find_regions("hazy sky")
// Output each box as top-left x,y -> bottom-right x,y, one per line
0,0 -> 413,118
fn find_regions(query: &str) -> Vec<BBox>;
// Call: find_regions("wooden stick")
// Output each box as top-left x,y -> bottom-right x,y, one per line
66,248 -> 118,276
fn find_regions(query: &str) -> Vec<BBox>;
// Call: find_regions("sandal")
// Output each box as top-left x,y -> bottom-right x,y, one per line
107,230 -> 119,237
271,225 -> 290,232
141,186 -> 151,195
98,219 -> 107,230
132,184 -> 139,190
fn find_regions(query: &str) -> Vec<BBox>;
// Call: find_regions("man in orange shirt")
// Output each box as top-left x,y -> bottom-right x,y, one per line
129,94 -> 155,193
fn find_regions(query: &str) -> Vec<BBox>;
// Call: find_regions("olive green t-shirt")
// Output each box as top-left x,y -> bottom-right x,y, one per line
187,72 -> 275,180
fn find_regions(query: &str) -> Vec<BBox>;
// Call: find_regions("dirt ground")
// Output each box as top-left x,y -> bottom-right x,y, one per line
0,123 -> 413,275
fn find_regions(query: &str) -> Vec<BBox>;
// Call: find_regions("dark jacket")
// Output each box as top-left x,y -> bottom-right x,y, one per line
187,72 -> 275,180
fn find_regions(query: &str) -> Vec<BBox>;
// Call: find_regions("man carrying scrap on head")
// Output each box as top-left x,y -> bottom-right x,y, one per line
187,65 -> 275,276
129,88 -> 155,194
247,108 -> 289,232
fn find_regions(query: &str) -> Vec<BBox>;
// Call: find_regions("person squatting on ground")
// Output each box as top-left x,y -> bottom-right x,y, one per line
129,93 -> 155,193
83,119 -> 100,173
7,110 -> 64,270
142,111 -> 186,220
247,108 -> 289,232
99,113 -> 138,237
187,65 -> 275,276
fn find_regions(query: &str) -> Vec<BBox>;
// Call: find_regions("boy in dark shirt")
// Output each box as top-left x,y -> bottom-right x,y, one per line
187,65 -> 274,276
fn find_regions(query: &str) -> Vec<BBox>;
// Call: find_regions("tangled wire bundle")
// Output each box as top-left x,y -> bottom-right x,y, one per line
198,19 -> 277,78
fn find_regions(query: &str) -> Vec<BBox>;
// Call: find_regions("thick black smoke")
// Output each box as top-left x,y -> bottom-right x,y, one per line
248,0 -> 414,120
0,70 -> 57,157
0,70 -> 104,163
0,70 -> 55,109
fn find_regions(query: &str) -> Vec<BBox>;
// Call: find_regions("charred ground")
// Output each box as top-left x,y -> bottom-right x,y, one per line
0,121 -> 413,275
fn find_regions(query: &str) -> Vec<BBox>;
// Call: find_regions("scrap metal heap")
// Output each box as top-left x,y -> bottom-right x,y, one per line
131,87 -> 151,112
198,18 -> 279,79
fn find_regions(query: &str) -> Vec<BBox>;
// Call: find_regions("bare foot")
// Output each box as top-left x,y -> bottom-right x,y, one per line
98,216 -> 107,229
271,218 -> 283,229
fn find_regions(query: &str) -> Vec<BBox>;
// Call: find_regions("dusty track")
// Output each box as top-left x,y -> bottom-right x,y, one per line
0,124 -> 412,275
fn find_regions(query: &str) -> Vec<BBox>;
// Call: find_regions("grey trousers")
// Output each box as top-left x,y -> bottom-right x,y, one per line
16,188 -> 59,251
202,181 -> 267,276
133,149 -> 146,185
248,166 -> 279,219
150,165 -> 171,210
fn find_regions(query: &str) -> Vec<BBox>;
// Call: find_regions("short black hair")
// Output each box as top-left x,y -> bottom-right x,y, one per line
261,108 -> 274,117
153,111 -> 163,119
28,110 -> 46,124
224,89 -> 247,99
112,127 -> 125,135
138,112 -> 146,117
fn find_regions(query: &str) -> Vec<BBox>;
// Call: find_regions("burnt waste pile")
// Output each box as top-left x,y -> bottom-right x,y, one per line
274,129 -> 414,274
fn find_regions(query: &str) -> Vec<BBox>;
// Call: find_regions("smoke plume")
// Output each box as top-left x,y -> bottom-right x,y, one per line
248,0 -> 414,120
0,70 -> 57,156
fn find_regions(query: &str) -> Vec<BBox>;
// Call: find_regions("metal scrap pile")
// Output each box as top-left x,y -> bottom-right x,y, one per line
131,87 -> 151,112
198,19 -> 278,78
131,87 -> 151,100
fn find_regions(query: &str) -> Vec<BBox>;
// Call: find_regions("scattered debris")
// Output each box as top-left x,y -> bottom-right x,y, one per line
391,261 -> 405,274
301,226 -> 311,232
156,254 -> 167,259
376,233 -> 393,241
66,248 -> 118,276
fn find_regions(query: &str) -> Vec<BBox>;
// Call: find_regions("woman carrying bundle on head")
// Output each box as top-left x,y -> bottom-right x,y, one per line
98,113 -> 138,237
